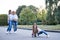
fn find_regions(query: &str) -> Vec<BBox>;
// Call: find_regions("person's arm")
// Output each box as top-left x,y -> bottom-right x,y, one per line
8,15 -> 10,23
36,26 -> 38,33
32,26 -> 34,34
16,15 -> 18,20
13,15 -> 18,21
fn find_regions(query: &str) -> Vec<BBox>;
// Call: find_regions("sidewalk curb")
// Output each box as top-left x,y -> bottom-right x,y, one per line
45,30 -> 60,33
18,28 -> 60,33
0,27 -> 60,33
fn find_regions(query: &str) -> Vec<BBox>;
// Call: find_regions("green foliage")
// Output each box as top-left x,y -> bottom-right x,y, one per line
46,13 -> 56,25
16,5 -> 38,18
28,5 -> 38,14
37,9 -> 47,24
16,2 -> 60,25
19,7 -> 37,25
16,5 -> 26,17
17,5 -> 48,25
0,14 -> 8,26
54,6 -> 60,24
45,0 -> 59,25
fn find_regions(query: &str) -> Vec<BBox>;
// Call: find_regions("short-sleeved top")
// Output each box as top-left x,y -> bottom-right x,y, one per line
37,28 -> 42,33
8,14 -> 18,21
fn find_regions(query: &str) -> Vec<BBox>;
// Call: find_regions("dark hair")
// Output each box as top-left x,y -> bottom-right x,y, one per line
8,10 -> 11,14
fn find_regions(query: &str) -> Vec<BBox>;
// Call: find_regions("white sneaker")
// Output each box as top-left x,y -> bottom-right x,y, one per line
6,31 -> 11,34
14,31 -> 17,33
36,33 -> 39,37
6,31 -> 9,34
46,35 -> 50,38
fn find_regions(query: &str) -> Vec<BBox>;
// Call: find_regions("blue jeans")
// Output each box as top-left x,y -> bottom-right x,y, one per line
7,20 -> 18,32
38,30 -> 48,35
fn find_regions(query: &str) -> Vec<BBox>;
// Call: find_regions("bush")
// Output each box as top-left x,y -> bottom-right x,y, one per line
37,22 -> 42,25
19,7 -> 37,25
0,14 -> 8,26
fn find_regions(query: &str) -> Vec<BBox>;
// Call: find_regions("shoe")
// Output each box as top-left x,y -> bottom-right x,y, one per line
46,35 -> 50,38
38,33 -> 39,36
35,35 -> 36,37
6,31 -> 9,34
34,34 -> 36,37
32,34 -> 36,37
32,34 -> 33,37
14,31 -> 17,33
36,33 -> 39,37
6,31 -> 11,34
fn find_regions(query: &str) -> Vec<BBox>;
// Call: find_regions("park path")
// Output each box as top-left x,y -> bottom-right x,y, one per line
0,27 -> 60,40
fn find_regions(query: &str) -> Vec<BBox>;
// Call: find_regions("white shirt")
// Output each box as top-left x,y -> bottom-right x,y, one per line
8,14 -> 18,21
12,14 -> 18,20
37,28 -> 42,33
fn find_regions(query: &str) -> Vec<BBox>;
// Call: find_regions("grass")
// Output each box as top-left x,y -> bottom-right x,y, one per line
0,24 -> 60,30
17,25 -> 60,30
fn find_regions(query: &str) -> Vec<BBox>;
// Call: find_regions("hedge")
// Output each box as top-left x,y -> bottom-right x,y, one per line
0,14 -> 8,26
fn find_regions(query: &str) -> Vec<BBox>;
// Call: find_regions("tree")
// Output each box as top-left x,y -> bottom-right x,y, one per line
54,6 -> 60,24
16,5 -> 38,18
19,7 -> 37,25
37,9 -> 47,24
28,5 -> 38,14
16,5 -> 26,17
45,0 -> 59,25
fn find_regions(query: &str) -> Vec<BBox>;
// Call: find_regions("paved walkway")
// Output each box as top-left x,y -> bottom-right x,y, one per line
0,27 -> 60,40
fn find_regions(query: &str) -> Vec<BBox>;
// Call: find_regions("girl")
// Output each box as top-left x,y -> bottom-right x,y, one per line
8,10 -> 11,24
32,23 -> 49,37
12,11 -> 18,33
7,10 -> 12,33
32,23 -> 38,37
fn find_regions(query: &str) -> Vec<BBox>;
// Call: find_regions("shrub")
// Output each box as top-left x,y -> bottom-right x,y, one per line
0,14 -> 8,26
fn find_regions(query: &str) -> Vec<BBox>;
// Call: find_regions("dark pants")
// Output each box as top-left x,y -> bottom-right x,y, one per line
38,30 -> 48,35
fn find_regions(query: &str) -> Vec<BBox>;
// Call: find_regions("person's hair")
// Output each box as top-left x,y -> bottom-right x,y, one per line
12,11 -> 16,14
32,23 -> 38,34
12,11 -> 14,13
8,10 -> 11,14
33,23 -> 37,26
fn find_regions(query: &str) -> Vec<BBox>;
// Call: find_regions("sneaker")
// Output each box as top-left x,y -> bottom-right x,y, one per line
6,31 -> 9,34
6,31 -> 11,34
32,34 -> 36,37
46,35 -> 50,38
14,31 -> 17,34
38,33 -> 39,36
36,33 -> 39,37
32,34 -> 33,37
